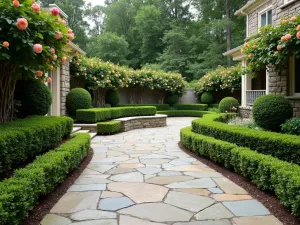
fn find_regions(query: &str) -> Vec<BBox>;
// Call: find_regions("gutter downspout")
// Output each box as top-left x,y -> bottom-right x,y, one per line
240,10 -> 249,39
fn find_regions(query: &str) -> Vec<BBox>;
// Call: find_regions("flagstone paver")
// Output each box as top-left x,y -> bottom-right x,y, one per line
43,118 -> 282,225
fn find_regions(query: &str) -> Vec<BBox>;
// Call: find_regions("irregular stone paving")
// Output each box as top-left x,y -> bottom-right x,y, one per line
41,118 -> 283,225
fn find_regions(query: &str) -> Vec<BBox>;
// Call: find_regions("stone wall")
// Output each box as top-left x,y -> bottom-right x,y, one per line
248,1 -> 272,36
239,106 -> 252,119
272,0 -> 300,24
60,60 -> 70,116
268,65 -> 287,96
116,115 -> 167,132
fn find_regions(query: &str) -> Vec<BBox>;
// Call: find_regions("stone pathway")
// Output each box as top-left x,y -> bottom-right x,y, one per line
41,118 -> 283,225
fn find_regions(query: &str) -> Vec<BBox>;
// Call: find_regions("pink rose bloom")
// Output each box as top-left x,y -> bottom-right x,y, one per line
67,33 -> 74,40
32,3 -> 40,12
68,29 -> 73,34
33,44 -> 43,53
62,19 -> 67,25
54,31 -> 63,39
285,33 -> 292,41
52,55 -> 58,61
36,71 -> 43,77
47,77 -> 52,83
50,7 -> 60,16
50,48 -> 55,54
297,31 -> 300,39
16,18 -> 28,30
61,57 -> 67,63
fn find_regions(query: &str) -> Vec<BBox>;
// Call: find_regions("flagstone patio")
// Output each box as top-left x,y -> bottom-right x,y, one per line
41,118 -> 283,225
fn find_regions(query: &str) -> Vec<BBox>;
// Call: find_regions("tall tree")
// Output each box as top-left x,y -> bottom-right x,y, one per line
85,4 -> 105,35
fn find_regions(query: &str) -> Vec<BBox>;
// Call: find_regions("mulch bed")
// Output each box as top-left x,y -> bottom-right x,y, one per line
22,149 -> 94,225
178,142 -> 300,225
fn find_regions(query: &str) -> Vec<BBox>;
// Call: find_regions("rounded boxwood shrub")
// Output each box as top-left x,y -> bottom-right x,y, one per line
219,97 -> 239,113
253,94 -> 293,131
14,79 -> 52,118
165,94 -> 179,106
67,88 -> 92,116
281,118 -> 300,136
105,89 -> 120,107
201,92 -> 213,104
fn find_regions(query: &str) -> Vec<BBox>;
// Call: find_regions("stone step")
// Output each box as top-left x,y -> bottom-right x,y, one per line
75,130 -> 90,134
89,132 -> 97,139
72,127 -> 82,133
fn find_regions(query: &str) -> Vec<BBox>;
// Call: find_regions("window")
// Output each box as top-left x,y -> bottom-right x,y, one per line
260,9 -> 272,27
289,57 -> 300,96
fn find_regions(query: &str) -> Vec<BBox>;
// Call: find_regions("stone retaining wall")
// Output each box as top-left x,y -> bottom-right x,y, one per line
116,115 -> 167,132
239,106 -> 253,119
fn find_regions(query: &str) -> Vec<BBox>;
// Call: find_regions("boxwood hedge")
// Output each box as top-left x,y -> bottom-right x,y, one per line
0,133 -> 90,225
173,104 -> 208,111
158,110 -> 213,117
76,106 -> 156,123
118,104 -> 170,111
0,116 -> 73,175
97,121 -> 121,134
181,127 -> 300,215
191,113 -> 300,165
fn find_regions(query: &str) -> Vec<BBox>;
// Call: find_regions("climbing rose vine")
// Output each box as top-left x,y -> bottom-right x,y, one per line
195,65 -> 242,95
242,15 -> 300,73
0,0 -> 74,123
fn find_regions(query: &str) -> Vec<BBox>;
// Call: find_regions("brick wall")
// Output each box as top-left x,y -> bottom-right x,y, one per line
60,60 -> 70,116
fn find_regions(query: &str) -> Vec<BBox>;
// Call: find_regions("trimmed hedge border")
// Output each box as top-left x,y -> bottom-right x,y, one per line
0,116 -> 73,175
192,113 -> 300,165
173,104 -> 208,111
97,121 -> 121,134
76,106 -> 157,123
118,104 -> 170,111
0,133 -> 91,225
209,104 -> 219,108
158,110 -> 213,117
181,127 -> 300,216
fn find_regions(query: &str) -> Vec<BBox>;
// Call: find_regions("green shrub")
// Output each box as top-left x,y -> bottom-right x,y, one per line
118,104 -> 170,111
14,79 -> 52,118
180,127 -> 300,215
253,94 -> 293,131
77,106 -> 156,123
219,97 -> 239,113
67,88 -> 92,117
281,118 -> 300,136
158,110 -> 212,117
97,121 -> 121,134
105,89 -> 120,107
191,113 -> 300,165
173,104 -> 208,111
165,94 -> 179,106
0,116 -> 73,175
201,92 -> 213,104
209,104 -> 219,108
0,133 -> 90,225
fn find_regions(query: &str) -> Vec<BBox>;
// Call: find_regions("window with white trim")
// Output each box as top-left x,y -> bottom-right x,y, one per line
259,9 -> 272,27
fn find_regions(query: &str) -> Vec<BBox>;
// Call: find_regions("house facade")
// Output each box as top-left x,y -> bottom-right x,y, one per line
46,4 -> 85,116
224,0 -> 300,117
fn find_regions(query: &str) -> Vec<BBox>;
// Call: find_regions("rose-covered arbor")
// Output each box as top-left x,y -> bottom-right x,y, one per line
0,0 -> 74,123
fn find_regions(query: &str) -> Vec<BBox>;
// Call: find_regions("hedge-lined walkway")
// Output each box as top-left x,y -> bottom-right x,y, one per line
41,118 -> 282,225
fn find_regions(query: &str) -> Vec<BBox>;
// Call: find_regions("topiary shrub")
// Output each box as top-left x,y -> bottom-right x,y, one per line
253,94 -> 293,131
165,94 -> 179,106
67,88 -> 92,117
201,92 -> 214,104
14,79 -> 52,118
281,118 -> 300,136
105,89 -> 120,107
219,97 -> 239,113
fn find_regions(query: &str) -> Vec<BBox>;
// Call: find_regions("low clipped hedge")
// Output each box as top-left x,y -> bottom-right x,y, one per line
158,110 -> 212,117
181,127 -> 300,215
0,116 -> 73,175
191,113 -> 300,165
118,104 -> 170,111
0,133 -> 90,225
97,121 -> 121,134
209,104 -> 219,108
173,104 -> 208,111
77,106 -> 156,123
